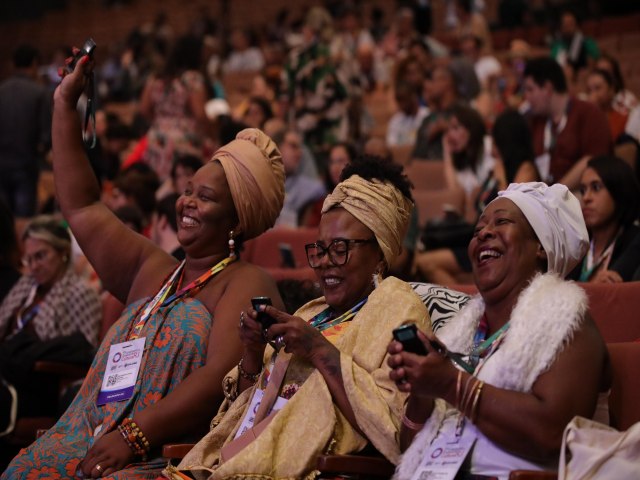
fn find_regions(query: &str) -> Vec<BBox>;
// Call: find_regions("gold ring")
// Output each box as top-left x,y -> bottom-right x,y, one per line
95,464 -> 103,473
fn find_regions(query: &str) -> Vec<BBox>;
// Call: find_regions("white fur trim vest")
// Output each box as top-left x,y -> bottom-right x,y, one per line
394,273 -> 588,480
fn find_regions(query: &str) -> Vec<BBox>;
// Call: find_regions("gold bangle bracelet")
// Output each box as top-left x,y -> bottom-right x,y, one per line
402,414 -> 426,431
470,381 -> 485,423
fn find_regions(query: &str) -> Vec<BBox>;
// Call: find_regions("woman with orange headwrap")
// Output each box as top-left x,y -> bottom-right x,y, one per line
164,155 -> 429,480
3,55 -> 286,479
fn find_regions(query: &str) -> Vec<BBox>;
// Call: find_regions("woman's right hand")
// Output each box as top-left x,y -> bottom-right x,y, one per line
239,308 -> 268,357
53,48 -> 93,108
387,329 -> 456,399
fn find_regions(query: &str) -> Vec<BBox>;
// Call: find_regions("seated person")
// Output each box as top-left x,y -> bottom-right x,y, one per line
414,109 -> 538,285
273,129 -> 326,228
165,155 -> 429,479
390,182 -> 611,479
568,155 -> 640,283
3,56 -> 285,479
0,216 -> 101,443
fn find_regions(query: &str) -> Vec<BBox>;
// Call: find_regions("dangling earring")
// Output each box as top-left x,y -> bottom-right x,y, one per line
228,230 -> 236,259
372,270 -> 382,288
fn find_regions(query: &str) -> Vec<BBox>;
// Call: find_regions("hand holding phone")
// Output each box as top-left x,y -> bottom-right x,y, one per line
66,38 -> 97,74
393,324 -> 428,355
251,296 -> 276,330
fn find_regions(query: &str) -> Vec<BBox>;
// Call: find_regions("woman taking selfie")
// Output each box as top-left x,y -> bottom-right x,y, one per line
4,52 -> 285,479
165,155 -> 429,479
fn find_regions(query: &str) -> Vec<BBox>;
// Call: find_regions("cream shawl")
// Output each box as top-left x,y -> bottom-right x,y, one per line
174,276 -> 429,480
394,273 -> 588,480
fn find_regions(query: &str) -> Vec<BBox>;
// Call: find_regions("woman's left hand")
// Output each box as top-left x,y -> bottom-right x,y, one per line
261,305 -> 328,362
78,429 -> 134,478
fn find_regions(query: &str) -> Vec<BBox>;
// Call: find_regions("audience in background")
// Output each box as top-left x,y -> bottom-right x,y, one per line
139,34 -> 208,182
551,10 -> 600,74
586,69 -> 629,143
387,81 -> 430,147
0,44 -> 51,218
523,56 -> 611,189
274,129 -> 326,228
222,28 -> 265,75
568,155 -> 640,283
413,65 -> 463,160
0,216 -> 101,462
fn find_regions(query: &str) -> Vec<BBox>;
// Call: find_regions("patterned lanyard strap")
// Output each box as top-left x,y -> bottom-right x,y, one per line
128,256 -> 236,340
309,297 -> 368,332
457,314 -> 510,374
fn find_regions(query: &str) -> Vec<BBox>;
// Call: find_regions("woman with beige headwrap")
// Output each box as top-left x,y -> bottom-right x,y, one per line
164,155 -> 429,479
3,52 -> 285,480
389,182 -> 611,480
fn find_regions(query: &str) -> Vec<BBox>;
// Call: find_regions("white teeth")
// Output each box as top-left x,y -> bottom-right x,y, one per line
324,278 -> 341,285
479,250 -> 501,261
182,216 -> 197,226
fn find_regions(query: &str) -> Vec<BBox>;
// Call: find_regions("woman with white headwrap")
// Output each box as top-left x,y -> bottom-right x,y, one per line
4,57 -> 285,479
165,155 -> 429,479
389,182 -> 611,479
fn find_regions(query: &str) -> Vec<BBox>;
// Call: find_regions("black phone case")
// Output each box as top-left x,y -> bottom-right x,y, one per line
252,297 -> 275,329
393,325 -> 428,355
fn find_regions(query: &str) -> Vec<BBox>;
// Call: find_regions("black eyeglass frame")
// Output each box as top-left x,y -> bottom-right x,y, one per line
304,237 -> 377,268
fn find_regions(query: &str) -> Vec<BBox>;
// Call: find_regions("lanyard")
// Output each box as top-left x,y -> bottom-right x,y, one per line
16,284 -> 40,330
579,232 -> 620,281
543,113 -> 567,154
456,316 -> 510,374
128,256 -> 236,340
309,297 -> 367,332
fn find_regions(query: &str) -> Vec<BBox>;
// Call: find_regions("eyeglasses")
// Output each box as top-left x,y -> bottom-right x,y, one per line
305,238 -> 376,268
21,248 -> 53,268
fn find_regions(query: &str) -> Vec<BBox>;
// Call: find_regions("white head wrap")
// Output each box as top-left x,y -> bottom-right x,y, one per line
494,182 -> 588,278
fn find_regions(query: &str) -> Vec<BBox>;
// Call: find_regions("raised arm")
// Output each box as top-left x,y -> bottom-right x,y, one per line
53,55 -> 168,301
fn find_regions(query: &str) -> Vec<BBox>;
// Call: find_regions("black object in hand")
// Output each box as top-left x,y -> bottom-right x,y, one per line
251,296 -> 276,329
66,38 -> 97,73
393,323 -> 429,355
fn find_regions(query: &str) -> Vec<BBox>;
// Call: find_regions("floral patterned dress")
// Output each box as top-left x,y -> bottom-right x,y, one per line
2,297 -> 212,479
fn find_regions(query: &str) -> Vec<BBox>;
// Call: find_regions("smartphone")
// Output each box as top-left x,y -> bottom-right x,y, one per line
279,243 -> 296,269
251,296 -> 275,329
67,38 -> 97,73
392,324 -> 428,355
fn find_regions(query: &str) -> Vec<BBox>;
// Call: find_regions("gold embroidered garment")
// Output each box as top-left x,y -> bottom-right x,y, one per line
171,276 -> 429,480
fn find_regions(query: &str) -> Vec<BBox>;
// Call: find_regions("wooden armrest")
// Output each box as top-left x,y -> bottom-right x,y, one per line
33,360 -> 89,379
316,454 -> 395,477
163,443 -> 195,459
509,470 -> 557,480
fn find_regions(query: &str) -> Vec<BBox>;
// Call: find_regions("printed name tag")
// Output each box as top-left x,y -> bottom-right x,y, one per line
234,388 -> 289,439
410,421 -> 476,480
97,337 -> 146,405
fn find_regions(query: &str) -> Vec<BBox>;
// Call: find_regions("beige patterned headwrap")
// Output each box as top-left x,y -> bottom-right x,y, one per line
322,175 -> 414,265
211,128 -> 285,240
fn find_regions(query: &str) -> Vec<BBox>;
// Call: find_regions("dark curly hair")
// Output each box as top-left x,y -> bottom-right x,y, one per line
340,154 -> 413,202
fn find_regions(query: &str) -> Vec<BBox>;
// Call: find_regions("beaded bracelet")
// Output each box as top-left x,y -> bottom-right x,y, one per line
238,357 -> 261,383
118,418 -> 150,461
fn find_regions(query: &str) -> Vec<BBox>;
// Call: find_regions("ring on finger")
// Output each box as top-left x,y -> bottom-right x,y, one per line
95,464 -> 103,473
275,334 -> 286,350
240,311 -> 245,328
